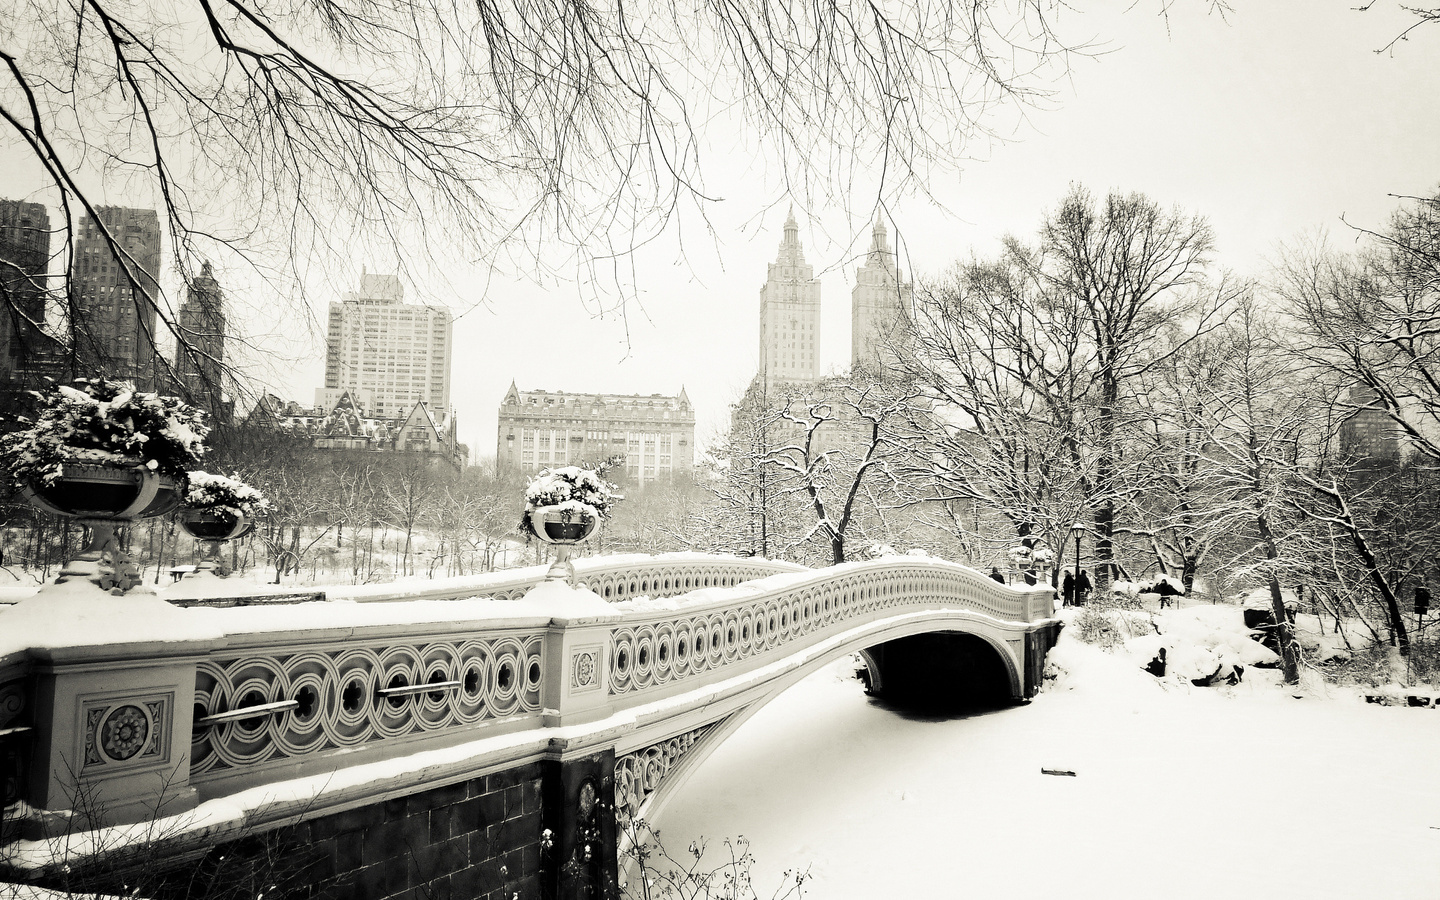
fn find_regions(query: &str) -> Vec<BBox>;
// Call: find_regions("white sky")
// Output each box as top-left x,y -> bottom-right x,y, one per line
439,1 -> 1440,458
4,2 -> 1438,460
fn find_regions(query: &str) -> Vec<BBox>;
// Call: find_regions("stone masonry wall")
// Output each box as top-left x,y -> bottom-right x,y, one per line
110,763 -> 548,900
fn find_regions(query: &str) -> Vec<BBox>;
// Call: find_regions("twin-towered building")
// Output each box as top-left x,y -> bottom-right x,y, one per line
756,209 -> 912,386
498,211 -> 913,481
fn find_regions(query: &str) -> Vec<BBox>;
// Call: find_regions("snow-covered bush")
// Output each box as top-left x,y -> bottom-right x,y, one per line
3,378 -> 208,484
1105,581 -> 1145,609
519,465 -> 622,538
183,471 -> 270,518
1072,607 -> 1126,649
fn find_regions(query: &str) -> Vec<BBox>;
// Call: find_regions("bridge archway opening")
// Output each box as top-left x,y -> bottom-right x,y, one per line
858,632 -> 1017,712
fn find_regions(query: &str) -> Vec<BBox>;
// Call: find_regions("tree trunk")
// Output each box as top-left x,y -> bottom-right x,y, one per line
1181,554 -> 1197,596
1257,513 -> 1300,685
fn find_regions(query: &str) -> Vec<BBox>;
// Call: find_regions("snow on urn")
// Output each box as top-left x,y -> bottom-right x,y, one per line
179,472 -> 269,576
521,465 -> 621,582
4,378 -> 208,592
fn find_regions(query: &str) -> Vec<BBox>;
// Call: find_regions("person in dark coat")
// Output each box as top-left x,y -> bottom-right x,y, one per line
1076,569 -> 1092,606
1062,570 -> 1076,606
989,567 -> 1005,584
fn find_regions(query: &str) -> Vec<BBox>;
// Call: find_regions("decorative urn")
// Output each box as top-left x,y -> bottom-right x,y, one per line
521,466 -> 620,584
3,378 -> 208,593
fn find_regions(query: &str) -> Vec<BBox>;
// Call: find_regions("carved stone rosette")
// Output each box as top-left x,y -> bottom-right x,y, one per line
79,693 -> 172,773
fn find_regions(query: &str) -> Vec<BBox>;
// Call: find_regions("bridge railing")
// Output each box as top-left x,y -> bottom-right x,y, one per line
2,555 -> 1052,835
602,558 -> 1053,702
178,553 -> 808,606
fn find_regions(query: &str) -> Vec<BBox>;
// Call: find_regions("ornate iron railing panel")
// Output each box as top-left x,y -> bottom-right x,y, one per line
607,562 -> 1046,697
191,631 -> 545,778
614,722 -> 721,823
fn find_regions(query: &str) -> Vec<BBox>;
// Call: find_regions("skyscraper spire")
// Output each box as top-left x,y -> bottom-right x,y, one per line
758,208 -> 821,383
852,215 -> 912,371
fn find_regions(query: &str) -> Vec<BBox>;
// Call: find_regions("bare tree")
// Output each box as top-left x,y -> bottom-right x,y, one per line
1276,190 -> 1440,463
1013,186 -> 1235,589
379,454 -> 441,577
0,0 -> 1113,403
753,377 -> 922,565
906,187 -> 1234,586
1183,300 -> 1325,683
904,257 -> 1093,577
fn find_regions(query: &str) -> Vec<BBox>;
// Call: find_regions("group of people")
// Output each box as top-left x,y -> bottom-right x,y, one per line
987,565 -> 1092,606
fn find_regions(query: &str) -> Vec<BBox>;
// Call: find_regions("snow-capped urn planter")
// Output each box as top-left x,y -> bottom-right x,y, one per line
521,466 -> 622,582
4,378 -> 208,593
178,472 -> 268,577
1007,544 -> 1054,585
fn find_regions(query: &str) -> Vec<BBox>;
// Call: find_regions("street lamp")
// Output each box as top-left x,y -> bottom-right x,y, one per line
1069,521 -> 1087,606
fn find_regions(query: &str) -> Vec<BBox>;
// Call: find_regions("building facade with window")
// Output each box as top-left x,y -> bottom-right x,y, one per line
321,273 -> 453,419
71,206 -> 162,389
497,384 -> 695,485
0,200 -> 68,416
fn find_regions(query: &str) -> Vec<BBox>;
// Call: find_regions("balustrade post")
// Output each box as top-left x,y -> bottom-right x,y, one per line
23,644 -> 206,832
542,607 -> 620,728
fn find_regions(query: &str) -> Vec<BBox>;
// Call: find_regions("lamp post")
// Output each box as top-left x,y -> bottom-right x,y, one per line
1069,521 -> 1086,606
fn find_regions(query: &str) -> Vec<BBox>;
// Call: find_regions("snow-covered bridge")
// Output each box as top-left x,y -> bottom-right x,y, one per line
0,554 -> 1059,899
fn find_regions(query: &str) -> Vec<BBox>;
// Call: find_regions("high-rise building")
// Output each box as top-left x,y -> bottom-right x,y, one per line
851,217 -> 912,371
0,200 -> 67,419
758,209 -> 822,384
0,200 -> 50,378
1339,384 -> 1402,470
71,207 -> 162,389
175,261 -> 228,417
497,384 -> 695,485
321,273 -> 453,418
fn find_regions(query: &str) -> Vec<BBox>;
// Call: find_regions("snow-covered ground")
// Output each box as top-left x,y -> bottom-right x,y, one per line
657,611 -> 1440,900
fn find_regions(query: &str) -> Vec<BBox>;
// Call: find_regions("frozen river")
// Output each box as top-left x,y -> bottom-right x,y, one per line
656,653 -> 1440,899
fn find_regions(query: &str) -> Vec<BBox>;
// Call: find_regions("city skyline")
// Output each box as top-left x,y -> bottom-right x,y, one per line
1,5 -> 1437,462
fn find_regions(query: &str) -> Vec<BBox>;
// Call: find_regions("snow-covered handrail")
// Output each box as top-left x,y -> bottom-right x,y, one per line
604,558 -> 1054,700
316,553 -> 808,605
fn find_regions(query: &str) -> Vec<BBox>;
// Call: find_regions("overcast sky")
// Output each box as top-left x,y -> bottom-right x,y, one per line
4,2 -> 1438,462
431,1 -> 1440,459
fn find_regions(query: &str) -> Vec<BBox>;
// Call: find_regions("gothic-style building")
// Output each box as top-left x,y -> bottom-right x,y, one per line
250,390 -> 467,469
175,261 -> 231,422
757,209 -> 822,386
850,217 -> 912,372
